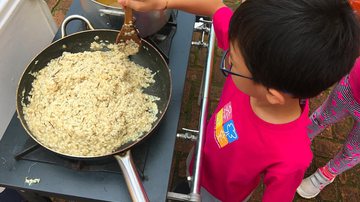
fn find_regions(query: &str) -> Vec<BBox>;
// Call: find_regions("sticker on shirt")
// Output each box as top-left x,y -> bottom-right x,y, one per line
215,102 -> 238,148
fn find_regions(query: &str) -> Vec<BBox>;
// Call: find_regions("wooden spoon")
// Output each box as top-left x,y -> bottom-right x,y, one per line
116,7 -> 141,45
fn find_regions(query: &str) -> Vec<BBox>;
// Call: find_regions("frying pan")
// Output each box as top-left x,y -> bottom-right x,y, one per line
16,15 -> 171,201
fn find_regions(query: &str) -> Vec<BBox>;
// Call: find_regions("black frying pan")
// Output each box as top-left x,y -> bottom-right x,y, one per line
16,15 -> 171,201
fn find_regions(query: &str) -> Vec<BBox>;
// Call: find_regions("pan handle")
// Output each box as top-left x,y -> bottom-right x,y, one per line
60,15 -> 95,38
114,151 -> 150,202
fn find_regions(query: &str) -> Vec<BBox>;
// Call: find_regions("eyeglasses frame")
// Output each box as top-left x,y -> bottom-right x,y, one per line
220,49 -> 254,80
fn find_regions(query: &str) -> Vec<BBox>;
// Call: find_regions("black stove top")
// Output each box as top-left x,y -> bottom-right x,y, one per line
0,0 -> 195,201
14,8 -> 177,179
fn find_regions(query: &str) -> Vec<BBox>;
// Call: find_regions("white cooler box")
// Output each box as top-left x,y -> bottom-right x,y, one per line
0,0 -> 57,139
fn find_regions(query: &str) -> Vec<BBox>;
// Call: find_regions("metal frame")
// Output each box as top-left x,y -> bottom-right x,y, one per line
167,20 -> 216,202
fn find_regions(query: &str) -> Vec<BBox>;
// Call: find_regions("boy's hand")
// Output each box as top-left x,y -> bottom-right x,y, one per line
119,0 -> 225,16
118,0 -> 167,11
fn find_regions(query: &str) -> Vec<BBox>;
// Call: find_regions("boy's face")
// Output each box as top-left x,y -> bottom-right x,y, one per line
228,43 -> 267,98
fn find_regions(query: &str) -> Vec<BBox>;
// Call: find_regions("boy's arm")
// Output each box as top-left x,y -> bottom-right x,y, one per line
118,0 -> 225,16
212,7 -> 232,50
262,169 -> 306,202
119,0 -> 231,49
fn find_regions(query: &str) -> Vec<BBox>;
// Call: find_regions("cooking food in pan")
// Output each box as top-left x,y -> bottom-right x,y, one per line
21,40 -> 159,157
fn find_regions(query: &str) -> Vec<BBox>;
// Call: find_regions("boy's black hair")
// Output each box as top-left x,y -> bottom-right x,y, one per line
229,0 -> 360,98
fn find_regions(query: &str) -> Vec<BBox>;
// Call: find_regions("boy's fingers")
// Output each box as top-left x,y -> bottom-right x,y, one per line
119,0 -> 160,12
126,0 -> 152,12
118,0 -> 126,6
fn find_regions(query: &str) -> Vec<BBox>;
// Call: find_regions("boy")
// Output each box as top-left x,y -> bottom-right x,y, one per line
119,0 -> 360,200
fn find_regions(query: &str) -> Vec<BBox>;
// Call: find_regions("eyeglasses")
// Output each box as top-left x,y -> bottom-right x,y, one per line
220,49 -> 253,80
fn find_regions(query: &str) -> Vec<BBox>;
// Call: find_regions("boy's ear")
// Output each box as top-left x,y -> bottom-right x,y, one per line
265,88 -> 286,105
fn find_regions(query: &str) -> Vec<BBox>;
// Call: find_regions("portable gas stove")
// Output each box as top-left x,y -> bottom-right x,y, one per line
0,0 -> 195,201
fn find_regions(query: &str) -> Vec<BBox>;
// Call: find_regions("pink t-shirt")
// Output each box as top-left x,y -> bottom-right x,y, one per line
349,57 -> 360,103
198,7 -> 313,201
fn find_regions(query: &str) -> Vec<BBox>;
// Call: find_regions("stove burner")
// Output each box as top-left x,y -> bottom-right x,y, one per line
146,11 -> 177,62
14,137 -> 149,179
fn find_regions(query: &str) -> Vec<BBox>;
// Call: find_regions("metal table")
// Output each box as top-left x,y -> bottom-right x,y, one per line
0,0 -> 195,201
